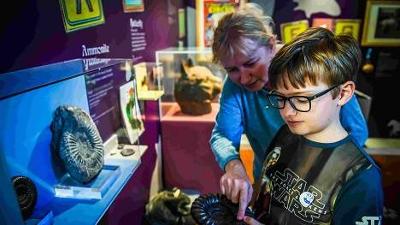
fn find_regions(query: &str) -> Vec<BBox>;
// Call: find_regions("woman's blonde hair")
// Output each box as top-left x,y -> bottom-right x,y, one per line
212,3 -> 275,63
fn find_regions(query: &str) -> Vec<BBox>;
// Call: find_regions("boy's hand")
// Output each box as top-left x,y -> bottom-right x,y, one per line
244,216 -> 264,225
221,159 -> 253,220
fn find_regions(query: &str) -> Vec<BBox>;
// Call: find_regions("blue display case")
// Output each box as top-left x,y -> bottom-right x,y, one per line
0,58 -> 143,225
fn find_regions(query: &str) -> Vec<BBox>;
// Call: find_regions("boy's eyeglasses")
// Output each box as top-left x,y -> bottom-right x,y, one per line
266,85 -> 340,112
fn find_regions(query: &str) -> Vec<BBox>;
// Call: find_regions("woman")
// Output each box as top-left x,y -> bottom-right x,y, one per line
209,3 -> 368,221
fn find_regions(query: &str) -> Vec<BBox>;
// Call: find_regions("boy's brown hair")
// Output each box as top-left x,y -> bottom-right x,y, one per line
268,27 -> 361,97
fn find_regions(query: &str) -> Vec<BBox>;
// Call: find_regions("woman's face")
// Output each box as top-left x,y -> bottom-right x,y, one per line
220,38 -> 274,92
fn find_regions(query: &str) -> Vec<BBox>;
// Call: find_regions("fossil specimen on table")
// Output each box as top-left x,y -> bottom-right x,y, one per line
174,59 -> 222,115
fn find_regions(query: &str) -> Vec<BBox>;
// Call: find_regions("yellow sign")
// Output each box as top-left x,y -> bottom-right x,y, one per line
335,19 -> 361,41
280,20 -> 309,44
59,0 -> 105,33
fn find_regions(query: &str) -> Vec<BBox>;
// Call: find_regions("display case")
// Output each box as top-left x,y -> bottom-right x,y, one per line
0,58 -> 146,225
156,47 -> 225,101
155,47 -> 227,194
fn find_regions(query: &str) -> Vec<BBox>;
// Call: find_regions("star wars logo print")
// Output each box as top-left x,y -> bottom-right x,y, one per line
270,168 -> 327,223
355,216 -> 381,225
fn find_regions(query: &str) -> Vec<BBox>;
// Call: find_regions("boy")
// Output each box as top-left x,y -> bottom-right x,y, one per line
244,27 -> 383,225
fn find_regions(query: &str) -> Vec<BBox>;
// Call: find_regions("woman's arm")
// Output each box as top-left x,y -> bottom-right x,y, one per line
210,78 -> 244,170
210,78 -> 253,220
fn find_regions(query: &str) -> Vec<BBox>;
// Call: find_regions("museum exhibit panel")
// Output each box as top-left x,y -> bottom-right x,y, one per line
1,1 -> 400,225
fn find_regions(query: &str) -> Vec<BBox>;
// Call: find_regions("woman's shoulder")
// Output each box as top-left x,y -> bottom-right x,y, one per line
222,78 -> 244,95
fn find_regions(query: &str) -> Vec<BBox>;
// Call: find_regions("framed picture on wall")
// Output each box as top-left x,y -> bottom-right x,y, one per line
335,19 -> 361,41
195,0 -> 239,47
280,20 -> 309,44
361,1 -> 400,46
123,0 -> 144,13
312,18 -> 334,31
59,0 -> 105,33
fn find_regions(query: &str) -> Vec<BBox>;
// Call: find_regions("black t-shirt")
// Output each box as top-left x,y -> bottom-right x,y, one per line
252,125 -> 383,225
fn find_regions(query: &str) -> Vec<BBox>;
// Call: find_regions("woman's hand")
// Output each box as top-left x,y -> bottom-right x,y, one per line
221,159 -> 253,220
244,216 -> 264,225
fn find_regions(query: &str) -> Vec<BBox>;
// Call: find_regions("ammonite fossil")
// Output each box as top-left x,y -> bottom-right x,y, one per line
51,105 -> 104,183
12,176 -> 37,219
191,194 -> 254,225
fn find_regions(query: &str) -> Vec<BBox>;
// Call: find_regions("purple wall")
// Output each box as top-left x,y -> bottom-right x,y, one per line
0,0 -> 180,73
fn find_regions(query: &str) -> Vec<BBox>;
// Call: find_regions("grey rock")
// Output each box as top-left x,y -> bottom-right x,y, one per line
174,59 -> 222,115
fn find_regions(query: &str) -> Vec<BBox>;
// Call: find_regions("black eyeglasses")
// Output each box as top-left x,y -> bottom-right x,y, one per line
266,85 -> 340,112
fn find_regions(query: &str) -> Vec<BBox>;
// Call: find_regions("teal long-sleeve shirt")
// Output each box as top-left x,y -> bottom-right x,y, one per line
210,78 -> 368,180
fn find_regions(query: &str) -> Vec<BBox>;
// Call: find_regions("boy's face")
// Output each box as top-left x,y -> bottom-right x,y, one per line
220,38 -> 274,92
274,77 -> 341,141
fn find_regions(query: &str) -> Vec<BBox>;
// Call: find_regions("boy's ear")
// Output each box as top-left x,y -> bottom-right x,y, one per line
338,81 -> 355,106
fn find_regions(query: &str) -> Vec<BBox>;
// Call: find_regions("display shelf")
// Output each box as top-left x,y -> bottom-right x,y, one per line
138,90 -> 165,101
365,138 -> 400,155
161,101 -> 219,121
51,157 -> 142,225
103,134 -> 148,161
106,145 -> 148,161
54,165 -> 121,200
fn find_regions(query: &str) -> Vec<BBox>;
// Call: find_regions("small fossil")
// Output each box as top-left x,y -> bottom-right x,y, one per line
121,147 -> 136,157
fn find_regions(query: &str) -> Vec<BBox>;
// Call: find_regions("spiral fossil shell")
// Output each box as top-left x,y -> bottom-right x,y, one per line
51,105 -> 104,183
191,193 -> 254,225
12,176 -> 37,219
